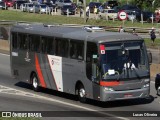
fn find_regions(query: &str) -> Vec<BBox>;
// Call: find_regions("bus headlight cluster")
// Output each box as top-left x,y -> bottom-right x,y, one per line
104,87 -> 114,92
143,83 -> 150,88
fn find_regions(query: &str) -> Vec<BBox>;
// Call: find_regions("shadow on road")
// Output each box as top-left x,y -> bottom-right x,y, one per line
15,81 -> 155,108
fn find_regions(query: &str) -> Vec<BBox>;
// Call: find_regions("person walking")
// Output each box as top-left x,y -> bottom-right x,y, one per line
80,7 -> 83,17
118,25 -> 124,33
150,27 -> 156,44
94,6 -> 98,20
86,6 -> 89,22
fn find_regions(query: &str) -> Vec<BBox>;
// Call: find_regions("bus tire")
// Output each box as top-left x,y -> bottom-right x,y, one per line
78,85 -> 86,103
157,86 -> 160,96
31,73 -> 40,92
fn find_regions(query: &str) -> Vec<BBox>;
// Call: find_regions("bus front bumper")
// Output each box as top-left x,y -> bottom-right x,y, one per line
100,87 -> 150,102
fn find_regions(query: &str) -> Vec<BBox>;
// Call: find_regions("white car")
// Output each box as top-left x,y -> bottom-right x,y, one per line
55,0 -> 72,8
125,10 -> 136,21
99,9 -> 118,20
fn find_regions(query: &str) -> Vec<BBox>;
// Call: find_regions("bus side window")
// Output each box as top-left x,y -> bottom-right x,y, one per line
29,35 -> 40,52
55,38 -> 69,57
12,32 -> 18,49
18,33 -> 28,50
41,36 -> 47,54
70,40 -> 84,60
86,42 -> 98,80
47,37 -> 55,55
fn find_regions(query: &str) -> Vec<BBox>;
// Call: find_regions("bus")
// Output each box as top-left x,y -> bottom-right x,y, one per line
10,24 -> 151,102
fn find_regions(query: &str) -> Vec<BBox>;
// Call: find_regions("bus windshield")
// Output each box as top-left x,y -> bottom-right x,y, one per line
100,41 -> 149,81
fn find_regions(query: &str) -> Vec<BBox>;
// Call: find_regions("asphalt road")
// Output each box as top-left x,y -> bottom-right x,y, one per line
0,53 -> 160,120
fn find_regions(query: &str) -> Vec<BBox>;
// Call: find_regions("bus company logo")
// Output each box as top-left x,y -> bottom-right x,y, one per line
24,51 -> 31,62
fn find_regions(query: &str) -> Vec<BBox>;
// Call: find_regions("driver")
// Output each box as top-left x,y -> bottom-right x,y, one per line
124,58 -> 136,70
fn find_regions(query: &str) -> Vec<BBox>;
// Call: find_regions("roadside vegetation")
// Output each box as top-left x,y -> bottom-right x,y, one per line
144,38 -> 160,49
0,10 -> 159,28
0,10 -> 160,48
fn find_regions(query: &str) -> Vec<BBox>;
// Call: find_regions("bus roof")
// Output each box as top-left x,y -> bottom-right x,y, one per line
11,24 -> 143,43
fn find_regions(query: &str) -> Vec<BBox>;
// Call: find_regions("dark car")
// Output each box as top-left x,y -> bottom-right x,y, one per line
0,1 -> 8,10
89,2 -> 102,13
61,5 -> 75,15
13,0 -> 28,9
136,11 -> 155,22
155,73 -> 160,96
45,2 -> 56,12
119,4 -> 143,21
104,0 -> 118,9
120,5 -> 141,13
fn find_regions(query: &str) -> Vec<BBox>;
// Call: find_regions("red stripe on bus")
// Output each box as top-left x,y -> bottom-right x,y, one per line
100,81 -> 120,86
35,54 -> 46,88
46,54 -> 58,90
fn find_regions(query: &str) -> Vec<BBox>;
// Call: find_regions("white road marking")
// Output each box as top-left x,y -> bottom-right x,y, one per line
0,53 -> 10,56
0,85 -> 129,120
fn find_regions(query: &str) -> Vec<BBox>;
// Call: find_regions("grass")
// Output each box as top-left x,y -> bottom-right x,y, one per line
144,38 -> 160,49
0,10 -> 160,48
0,10 -> 159,28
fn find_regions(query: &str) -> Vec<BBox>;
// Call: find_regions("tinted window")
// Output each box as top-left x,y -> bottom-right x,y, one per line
86,42 -> 97,80
70,40 -> 84,60
12,32 -> 18,49
41,36 -> 55,55
55,38 -> 69,57
29,35 -> 40,52
18,33 -> 28,50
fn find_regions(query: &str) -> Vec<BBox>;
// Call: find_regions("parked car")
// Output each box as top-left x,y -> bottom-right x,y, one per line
136,11 -> 155,23
13,0 -> 28,9
45,2 -> 56,12
120,4 -> 141,19
113,6 -> 121,13
26,3 -> 34,12
155,13 -> 160,23
89,2 -> 102,13
155,73 -> 160,96
34,4 -> 48,14
103,0 -> 118,9
125,10 -> 136,21
20,3 -> 34,12
99,9 -> 117,20
0,1 -> 8,10
55,0 -> 72,8
4,0 -> 13,7
61,5 -> 75,15
120,4 -> 141,11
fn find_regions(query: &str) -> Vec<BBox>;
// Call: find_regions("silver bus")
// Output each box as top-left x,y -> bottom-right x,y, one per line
10,24 -> 151,102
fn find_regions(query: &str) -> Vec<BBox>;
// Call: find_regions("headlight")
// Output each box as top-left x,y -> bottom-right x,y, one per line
143,83 -> 150,88
104,87 -> 114,91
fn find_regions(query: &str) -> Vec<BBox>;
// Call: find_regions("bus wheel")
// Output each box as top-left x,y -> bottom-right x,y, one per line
78,85 -> 86,103
31,73 -> 40,92
157,86 -> 160,96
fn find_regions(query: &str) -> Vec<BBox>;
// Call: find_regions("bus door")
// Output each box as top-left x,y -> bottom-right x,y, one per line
62,40 -> 86,93
16,33 -> 31,80
11,32 -> 19,77
86,42 -> 100,100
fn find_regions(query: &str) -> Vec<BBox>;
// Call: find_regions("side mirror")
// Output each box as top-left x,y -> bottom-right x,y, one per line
147,50 -> 152,63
